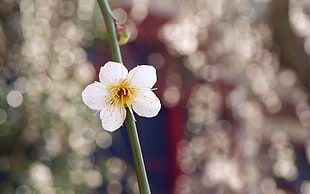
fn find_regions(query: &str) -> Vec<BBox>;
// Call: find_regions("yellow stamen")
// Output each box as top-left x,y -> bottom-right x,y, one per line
108,79 -> 138,107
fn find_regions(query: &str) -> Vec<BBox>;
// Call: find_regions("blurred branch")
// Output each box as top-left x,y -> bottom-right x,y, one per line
271,0 -> 310,91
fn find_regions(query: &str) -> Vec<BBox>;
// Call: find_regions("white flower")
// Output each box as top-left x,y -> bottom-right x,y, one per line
82,61 -> 161,132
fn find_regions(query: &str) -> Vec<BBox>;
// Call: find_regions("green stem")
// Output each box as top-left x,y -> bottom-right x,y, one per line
125,108 -> 151,194
97,0 -> 151,193
97,0 -> 122,63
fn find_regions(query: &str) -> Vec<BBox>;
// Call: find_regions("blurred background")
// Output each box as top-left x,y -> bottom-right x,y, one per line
0,0 -> 310,193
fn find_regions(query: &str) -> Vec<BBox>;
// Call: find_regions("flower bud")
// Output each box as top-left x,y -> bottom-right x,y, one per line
115,22 -> 130,45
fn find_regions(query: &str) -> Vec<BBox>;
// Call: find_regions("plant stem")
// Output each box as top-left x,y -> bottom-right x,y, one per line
97,0 -> 122,63
125,108 -> 151,194
97,0 -> 151,193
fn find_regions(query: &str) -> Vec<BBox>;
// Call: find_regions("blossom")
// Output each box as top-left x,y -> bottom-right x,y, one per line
82,61 -> 161,132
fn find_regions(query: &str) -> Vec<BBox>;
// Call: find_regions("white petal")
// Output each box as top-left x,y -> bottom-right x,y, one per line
100,105 -> 126,132
82,82 -> 109,110
132,90 -> 161,117
128,65 -> 157,89
99,61 -> 128,85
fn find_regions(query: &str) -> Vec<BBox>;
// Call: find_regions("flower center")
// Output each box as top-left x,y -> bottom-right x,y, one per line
117,87 -> 130,98
108,79 -> 137,107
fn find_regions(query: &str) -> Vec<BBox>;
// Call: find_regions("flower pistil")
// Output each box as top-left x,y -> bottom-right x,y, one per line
108,79 -> 138,108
